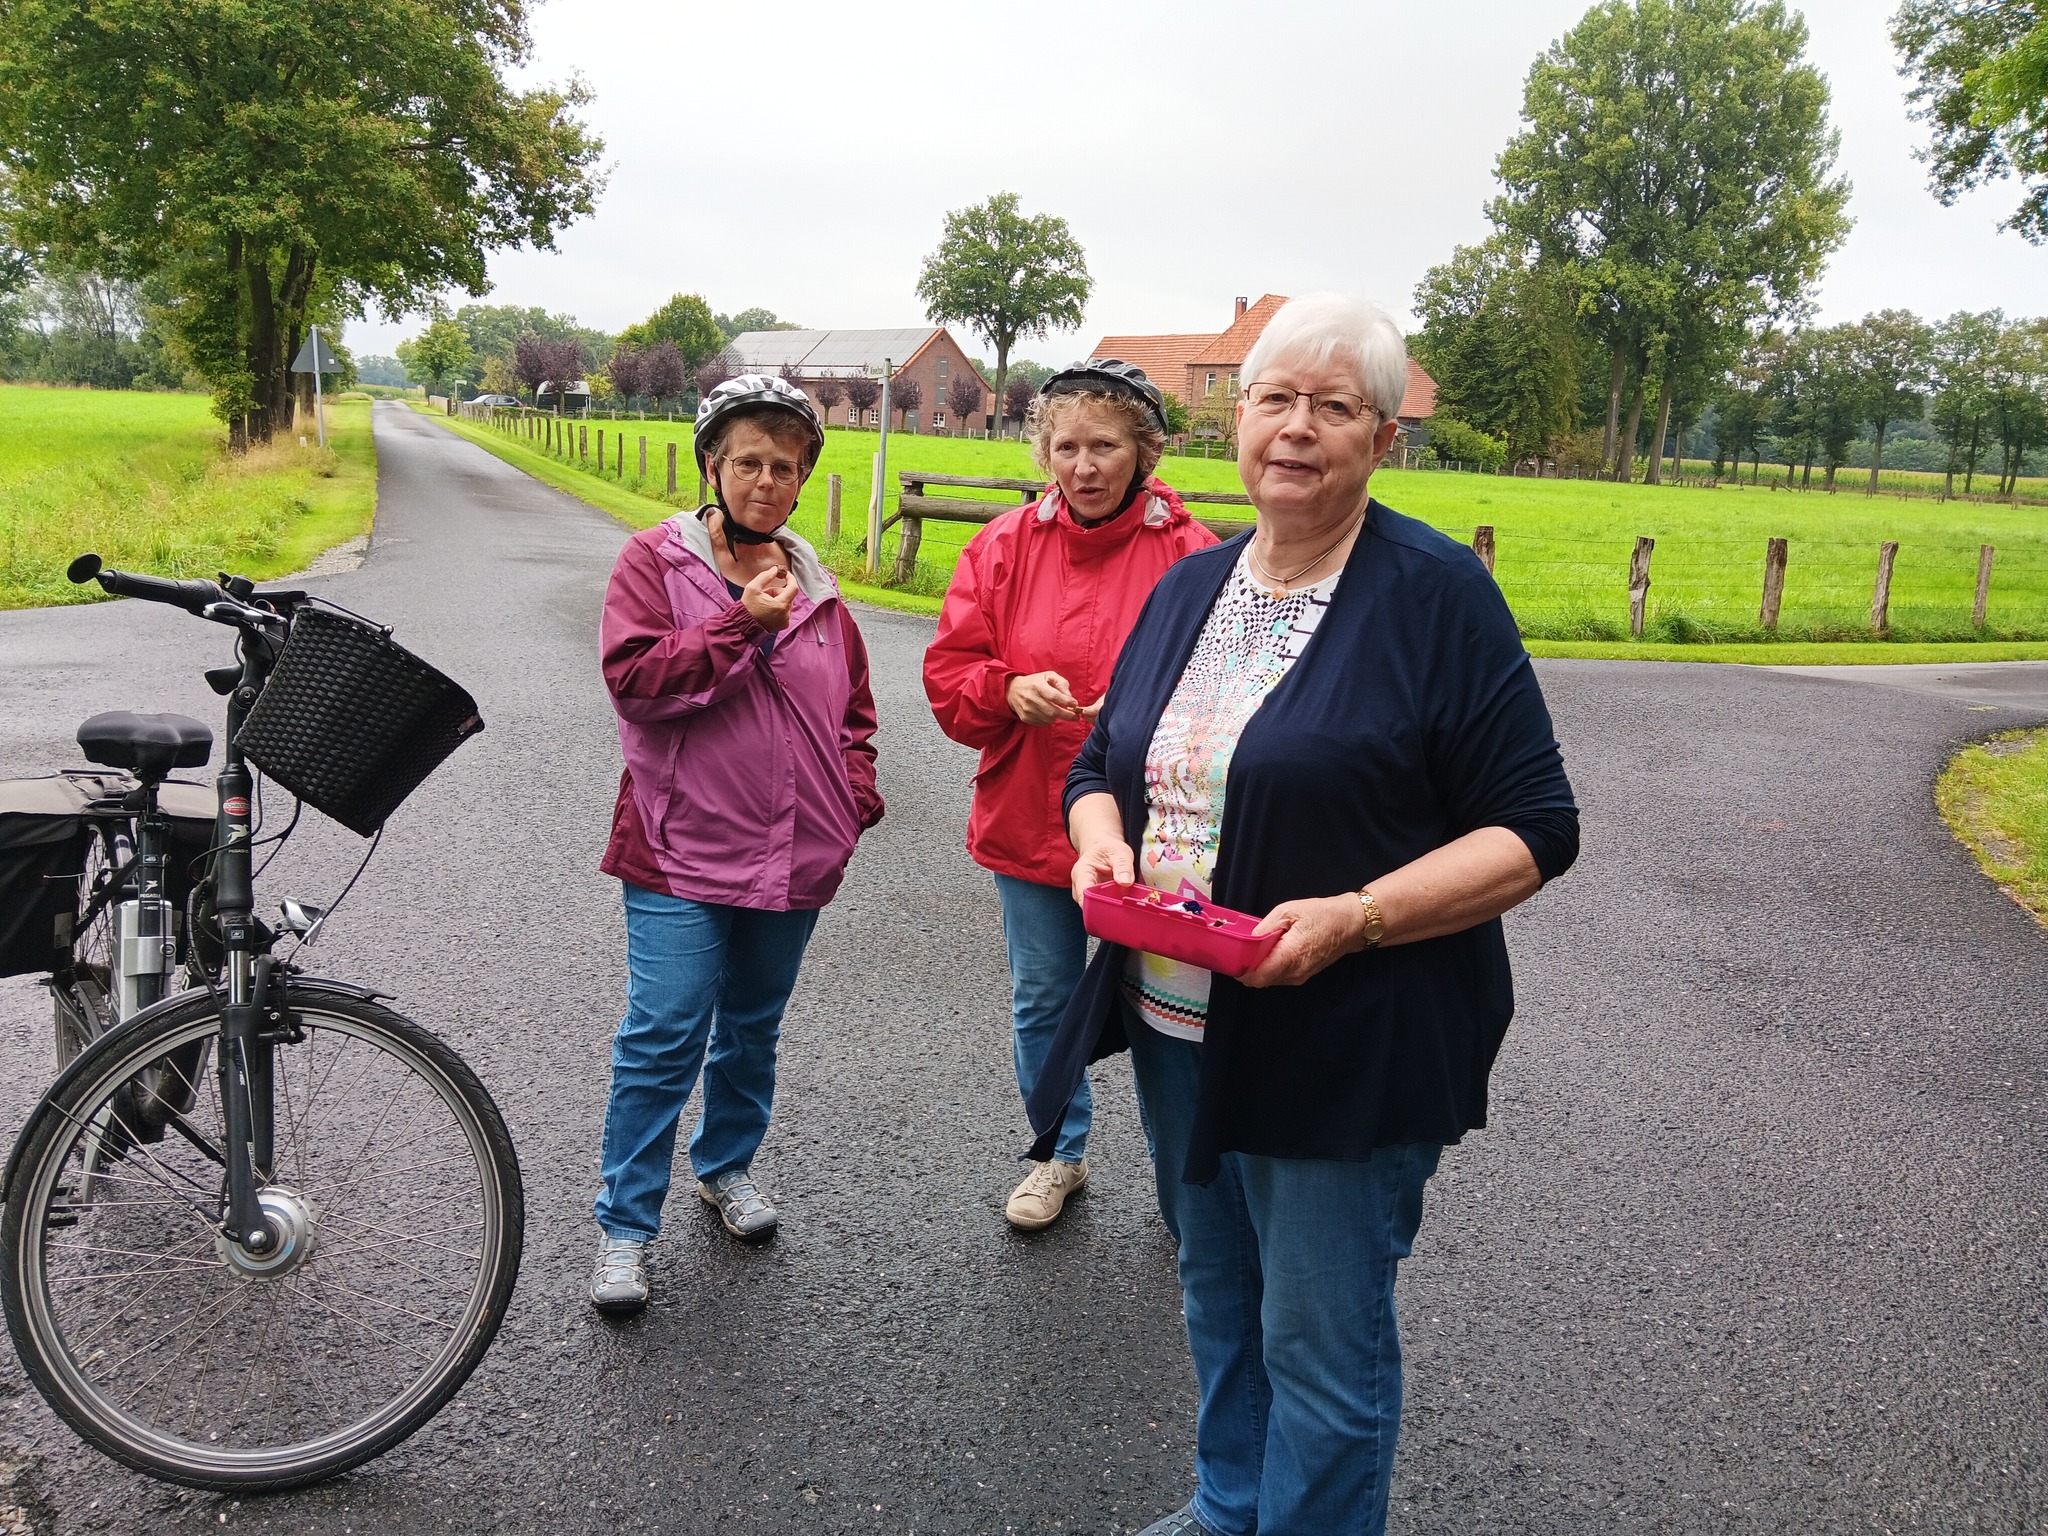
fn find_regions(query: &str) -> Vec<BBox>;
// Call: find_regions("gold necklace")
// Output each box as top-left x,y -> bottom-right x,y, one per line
1247,511 -> 1364,600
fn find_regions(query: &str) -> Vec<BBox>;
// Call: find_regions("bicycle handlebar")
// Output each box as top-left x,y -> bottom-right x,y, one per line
68,553 -> 224,615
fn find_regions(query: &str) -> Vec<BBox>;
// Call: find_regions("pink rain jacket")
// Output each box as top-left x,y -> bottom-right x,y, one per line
600,512 -> 882,910
922,477 -> 1217,887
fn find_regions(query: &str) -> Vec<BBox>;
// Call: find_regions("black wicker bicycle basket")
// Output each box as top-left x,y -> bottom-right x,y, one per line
234,606 -> 485,837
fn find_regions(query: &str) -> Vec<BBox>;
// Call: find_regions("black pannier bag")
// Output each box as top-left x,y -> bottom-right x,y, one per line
234,606 -> 485,838
0,774 -> 216,978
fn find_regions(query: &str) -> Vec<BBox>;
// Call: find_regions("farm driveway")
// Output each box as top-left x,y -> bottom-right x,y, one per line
0,401 -> 2042,1534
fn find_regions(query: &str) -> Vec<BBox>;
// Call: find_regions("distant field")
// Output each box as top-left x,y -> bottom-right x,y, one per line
1,386 -> 377,608
441,407 -> 2048,646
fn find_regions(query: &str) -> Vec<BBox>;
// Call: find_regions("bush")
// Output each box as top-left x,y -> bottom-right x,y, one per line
1426,414 -> 1509,471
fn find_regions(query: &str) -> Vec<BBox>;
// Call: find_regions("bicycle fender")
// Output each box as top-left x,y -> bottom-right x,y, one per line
2,974 -> 390,1205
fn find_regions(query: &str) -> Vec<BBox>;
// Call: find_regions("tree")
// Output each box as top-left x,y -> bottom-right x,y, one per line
814,377 -> 845,426
1849,309 -> 1934,489
843,374 -> 880,425
1413,234 -> 1585,461
1714,329 -> 1785,482
916,192 -> 1091,437
983,358 -> 1055,394
622,294 -> 726,371
1004,374 -> 1037,429
1929,310 -> 2002,494
396,313 -> 474,396
715,307 -> 802,341
1893,1 -> 2048,242
893,376 -> 923,429
607,345 -> 649,409
513,334 -> 584,407
642,343 -> 687,412
1986,319 -> 2048,496
1427,415 -> 1511,471
948,373 -> 985,432
1493,0 -> 1851,479
453,304 -> 609,370
0,1 -> 603,447
695,353 -> 734,404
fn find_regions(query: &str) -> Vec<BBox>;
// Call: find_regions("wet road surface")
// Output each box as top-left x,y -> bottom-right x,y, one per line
1,401 -> 2042,1533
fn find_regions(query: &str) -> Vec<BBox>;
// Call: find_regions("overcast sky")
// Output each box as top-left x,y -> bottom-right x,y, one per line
350,0 -> 2042,366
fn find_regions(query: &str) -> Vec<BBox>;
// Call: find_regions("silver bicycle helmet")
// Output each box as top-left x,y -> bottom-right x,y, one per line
1038,359 -> 1171,439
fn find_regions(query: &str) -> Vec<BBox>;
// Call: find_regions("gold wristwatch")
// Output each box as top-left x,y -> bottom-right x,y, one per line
1356,887 -> 1386,949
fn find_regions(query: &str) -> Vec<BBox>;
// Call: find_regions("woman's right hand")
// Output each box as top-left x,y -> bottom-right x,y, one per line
740,566 -> 797,632
1007,670 -> 1085,725
1067,792 -> 1134,903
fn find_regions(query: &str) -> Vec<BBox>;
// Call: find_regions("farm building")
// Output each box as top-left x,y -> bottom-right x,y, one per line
723,327 -> 994,433
1092,294 -> 1438,429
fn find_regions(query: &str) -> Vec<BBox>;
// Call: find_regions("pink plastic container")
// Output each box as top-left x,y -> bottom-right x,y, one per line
1080,882 -> 1280,978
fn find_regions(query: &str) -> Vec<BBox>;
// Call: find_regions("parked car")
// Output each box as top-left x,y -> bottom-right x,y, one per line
471,393 -> 522,407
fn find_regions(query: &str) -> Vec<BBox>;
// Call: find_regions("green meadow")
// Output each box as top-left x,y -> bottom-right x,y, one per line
1939,728 -> 2048,927
440,406 -> 2048,654
1,385 -> 377,609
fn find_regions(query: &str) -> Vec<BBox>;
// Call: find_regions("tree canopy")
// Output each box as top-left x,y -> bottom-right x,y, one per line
917,193 -> 1091,433
1893,1 -> 2048,241
396,313 -> 475,394
0,0 -> 604,444
622,295 -> 727,370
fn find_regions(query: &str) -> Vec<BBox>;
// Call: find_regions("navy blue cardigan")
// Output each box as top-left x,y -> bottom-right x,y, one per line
1024,500 -> 1579,1182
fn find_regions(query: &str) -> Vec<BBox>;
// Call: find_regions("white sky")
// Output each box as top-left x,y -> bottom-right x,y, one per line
348,0 -> 2043,365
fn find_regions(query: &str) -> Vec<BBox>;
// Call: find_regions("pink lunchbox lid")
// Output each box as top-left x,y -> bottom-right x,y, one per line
1080,881 -> 1279,979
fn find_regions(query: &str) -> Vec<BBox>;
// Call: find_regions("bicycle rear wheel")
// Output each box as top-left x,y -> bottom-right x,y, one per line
0,987 -> 523,1491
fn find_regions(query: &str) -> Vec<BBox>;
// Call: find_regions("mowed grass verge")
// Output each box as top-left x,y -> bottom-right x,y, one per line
1937,728 -> 2048,927
2,386 -> 377,609
427,406 -> 2048,657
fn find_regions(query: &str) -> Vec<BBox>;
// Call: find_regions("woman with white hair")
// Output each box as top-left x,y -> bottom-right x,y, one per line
1025,295 -> 1580,1536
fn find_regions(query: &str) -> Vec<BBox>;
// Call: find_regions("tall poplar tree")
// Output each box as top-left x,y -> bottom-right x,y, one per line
0,0 -> 604,447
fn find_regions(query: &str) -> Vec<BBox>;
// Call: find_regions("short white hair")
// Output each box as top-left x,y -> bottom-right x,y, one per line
1240,293 -> 1408,424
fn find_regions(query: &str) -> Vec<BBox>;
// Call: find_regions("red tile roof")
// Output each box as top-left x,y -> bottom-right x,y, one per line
1088,333 -> 1217,404
1398,359 -> 1437,423
1188,295 -> 1289,367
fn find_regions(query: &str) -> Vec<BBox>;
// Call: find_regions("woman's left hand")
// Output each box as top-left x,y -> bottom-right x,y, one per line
1239,895 -> 1366,989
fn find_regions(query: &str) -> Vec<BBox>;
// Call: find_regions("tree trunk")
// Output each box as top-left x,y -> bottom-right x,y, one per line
1965,420 -> 1981,494
992,342 -> 1011,439
244,258 -> 278,445
1645,379 -> 1674,486
1824,460 -> 1837,491
1869,422 -> 1887,492
1613,378 -> 1644,483
1600,339 -> 1625,474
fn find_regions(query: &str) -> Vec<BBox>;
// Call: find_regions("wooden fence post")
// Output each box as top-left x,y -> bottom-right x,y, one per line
1628,536 -> 1654,639
1472,525 -> 1495,575
826,473 -> 842,541
1974,544 -> 1994,628
597,429 -> 604,472
578,424 -> 587,461
666,442 -> 678,497
1760,537 -> 1788,630
1871,540 -> 1899,634
639,436 -> 647,481
892,477 -> 924,584
865,451 -> 883,577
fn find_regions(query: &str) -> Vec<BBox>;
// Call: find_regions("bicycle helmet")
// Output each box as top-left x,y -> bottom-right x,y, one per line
695,373 -> 827,546
1037,359 -> 1170,439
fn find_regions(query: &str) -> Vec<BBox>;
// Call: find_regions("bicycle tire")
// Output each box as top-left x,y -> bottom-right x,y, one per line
1,986 -> 524,1492
53,823 -> 122,1065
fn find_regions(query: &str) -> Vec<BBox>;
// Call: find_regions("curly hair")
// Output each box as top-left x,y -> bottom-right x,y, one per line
1025,390 -> 1166,483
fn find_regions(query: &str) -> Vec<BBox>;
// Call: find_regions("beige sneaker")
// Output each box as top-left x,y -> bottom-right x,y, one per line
1005,1159 -> 1089,1230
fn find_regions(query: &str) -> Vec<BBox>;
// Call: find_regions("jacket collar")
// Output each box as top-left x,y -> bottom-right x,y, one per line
1034,476 -> 1190,562
662,509 -> 835,603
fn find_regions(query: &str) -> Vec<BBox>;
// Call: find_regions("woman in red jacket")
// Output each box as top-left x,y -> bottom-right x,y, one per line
924,361 -> 1217,1230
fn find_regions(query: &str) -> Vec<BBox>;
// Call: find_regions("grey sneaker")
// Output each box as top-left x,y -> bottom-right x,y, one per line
1005,1158 -> 1088,1231
698,1168 -> 778,1242
589,1235 -> 648,1316
1133,1504 -> 1219,1536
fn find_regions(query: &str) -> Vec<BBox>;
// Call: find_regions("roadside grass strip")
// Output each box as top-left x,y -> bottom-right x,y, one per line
1937,728 -> 2048,927
425,405 -> 2048,656
2,386 -> 376,609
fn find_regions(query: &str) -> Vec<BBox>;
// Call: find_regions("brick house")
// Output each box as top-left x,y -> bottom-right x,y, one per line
1094,294 -> 1438,431
723,327 -> 994,433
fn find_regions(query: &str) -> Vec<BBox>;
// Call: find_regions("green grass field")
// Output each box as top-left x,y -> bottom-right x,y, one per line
1938,728 -> 2048,926
432,406 -> 2048,656
2,386 -> 377,608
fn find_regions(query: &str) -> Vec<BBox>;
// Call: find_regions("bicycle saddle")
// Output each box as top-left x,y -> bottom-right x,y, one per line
76,711 -> 214,782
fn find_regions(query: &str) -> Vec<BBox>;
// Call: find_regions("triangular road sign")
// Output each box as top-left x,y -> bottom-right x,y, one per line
291,331 -> 342,374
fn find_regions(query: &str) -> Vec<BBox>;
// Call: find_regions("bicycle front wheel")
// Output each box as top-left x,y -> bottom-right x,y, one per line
0,987 -> 523,1491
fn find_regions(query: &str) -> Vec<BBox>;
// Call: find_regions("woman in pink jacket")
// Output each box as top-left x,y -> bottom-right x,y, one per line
924,362 -> 1216,1231
590,376 -> 882,1315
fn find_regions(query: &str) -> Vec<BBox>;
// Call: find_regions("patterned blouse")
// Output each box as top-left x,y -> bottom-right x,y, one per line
1123,550 -> 1340,1039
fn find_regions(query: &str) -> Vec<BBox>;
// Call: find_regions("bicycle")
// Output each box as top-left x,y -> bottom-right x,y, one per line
0,555 -> 522,1492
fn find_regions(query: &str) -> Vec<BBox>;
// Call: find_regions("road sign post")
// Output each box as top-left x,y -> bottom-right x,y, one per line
289,327 -> 343,448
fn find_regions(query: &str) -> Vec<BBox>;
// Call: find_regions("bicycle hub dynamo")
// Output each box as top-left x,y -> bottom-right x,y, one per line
216,1187 -> 319,1279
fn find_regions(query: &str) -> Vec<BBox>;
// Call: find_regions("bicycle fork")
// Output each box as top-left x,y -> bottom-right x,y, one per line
211,759 -> 276,1251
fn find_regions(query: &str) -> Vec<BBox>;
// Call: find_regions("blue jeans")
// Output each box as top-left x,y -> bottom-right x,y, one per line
1126,1009 -> 1441,1536
993,873 -> 1092,1164
594,884 -> 820,1242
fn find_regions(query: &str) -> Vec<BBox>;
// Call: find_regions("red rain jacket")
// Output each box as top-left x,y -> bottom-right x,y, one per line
923,478 -> 1218,887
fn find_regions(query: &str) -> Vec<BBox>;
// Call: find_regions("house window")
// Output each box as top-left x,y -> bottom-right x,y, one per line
1206,371 -> 1217,391
933,412 -> 945,430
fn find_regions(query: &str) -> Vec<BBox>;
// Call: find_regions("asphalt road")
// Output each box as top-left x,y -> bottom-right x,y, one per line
1,401 -> 2043,1534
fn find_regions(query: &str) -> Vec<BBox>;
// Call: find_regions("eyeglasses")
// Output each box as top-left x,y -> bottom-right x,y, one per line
1241,383 -> 1378,428
718,454 -> 802,487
